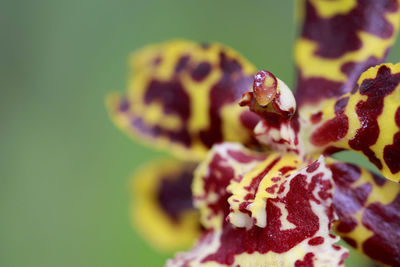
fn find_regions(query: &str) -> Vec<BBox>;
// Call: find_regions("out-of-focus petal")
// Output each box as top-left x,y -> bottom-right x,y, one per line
167,145 -> 348,266
295,0 -> 400,106
131,160 -> 200,251
300,63 -> 400,183
329,161 -> 400,266
107,40 -> 260,160
240,70 -> 301,155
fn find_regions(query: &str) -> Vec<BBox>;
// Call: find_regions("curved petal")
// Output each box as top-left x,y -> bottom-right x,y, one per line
300,63 -> 400,182
295,0 -> 400,106
107,40 -> 260,160
167,144 -> 348,266
227,152 -> 301,228
329,161 -> 400,266
131,159 -> 201,251
192,142 -> 266,229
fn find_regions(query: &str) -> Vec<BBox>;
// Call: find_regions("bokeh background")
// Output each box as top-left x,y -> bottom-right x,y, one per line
2,1 -> 399,266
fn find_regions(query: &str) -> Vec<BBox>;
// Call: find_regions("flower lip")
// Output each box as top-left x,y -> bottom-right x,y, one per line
168,146 -> 349,267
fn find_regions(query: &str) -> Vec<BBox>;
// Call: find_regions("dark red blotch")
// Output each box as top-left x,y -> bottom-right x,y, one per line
199,52 -> 257,148
143,78 -> 192,146
310,97 -> 349,148
330,163 -> 371,234
202,173 -> 330,265
158,165 -> 197,222
140,51 -> 259,149
349,65 -> 400,169
295,0 -> 398,105
383,106 -> 400,174
295,252 -> 315,267
362,193 -> 400,266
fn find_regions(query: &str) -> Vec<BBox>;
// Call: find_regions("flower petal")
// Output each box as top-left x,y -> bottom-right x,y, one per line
227,152 -> 301,228
131,159 -> 201,251
107,40 -> 260,160
295,0 -> 400,106
301,63 -> 400,182
329,161 -> 400,266
167,145 -> 348,266
192,142 -> 266,230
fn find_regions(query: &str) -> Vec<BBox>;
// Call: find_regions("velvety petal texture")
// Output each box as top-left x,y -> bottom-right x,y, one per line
300,63 -> 400,182
107,40 -> 260,160
167,144 -> 348,266
295,0 -> 400,106
131,160 -> 201,251
329,161 -> 400,266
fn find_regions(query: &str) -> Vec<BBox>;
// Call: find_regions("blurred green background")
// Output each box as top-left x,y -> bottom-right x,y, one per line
2,1 -> 399,266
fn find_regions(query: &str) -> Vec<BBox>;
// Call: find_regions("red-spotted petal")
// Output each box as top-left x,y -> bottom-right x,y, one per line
167,145 -> 348,266
295,0 -> 400,106
107,40 -> 260,160
131,160 -> 200,251
300,63 -> 400,183
329,161 -> 400,266
192,143 -> 266,229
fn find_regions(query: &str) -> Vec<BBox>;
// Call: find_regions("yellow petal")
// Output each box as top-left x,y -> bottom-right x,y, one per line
295,0 -> 400,106
192,142 -> 266,230
301,63 -> 400,183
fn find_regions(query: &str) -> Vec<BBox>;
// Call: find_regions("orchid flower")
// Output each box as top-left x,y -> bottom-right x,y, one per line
107,1 -> 400,266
